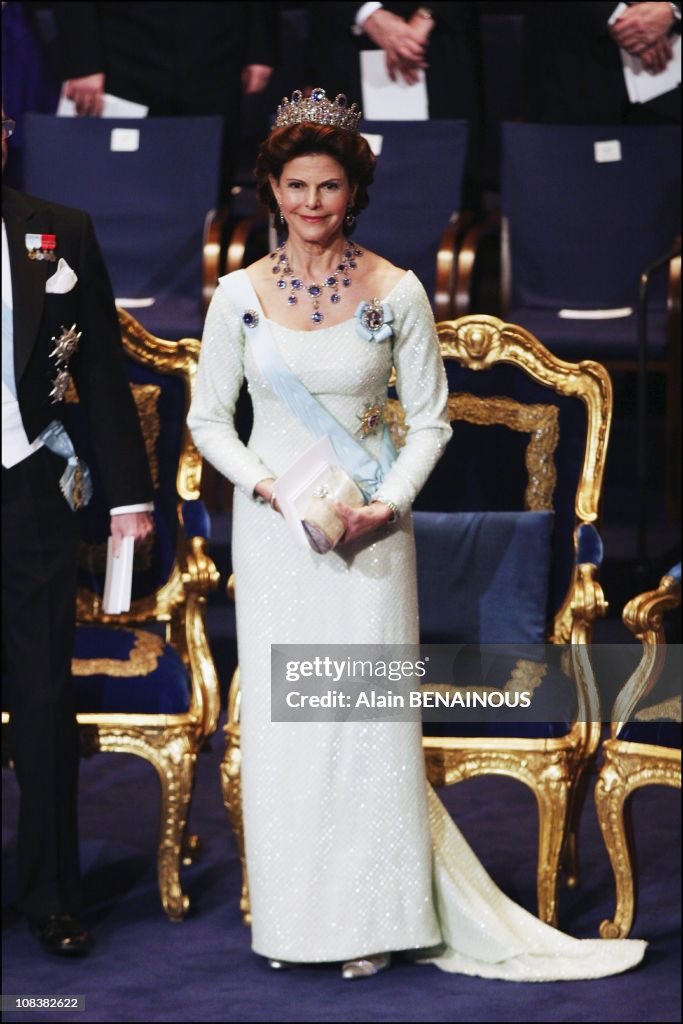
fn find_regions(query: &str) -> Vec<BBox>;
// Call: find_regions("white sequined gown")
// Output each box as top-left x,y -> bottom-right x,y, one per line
188,270 -> 646,981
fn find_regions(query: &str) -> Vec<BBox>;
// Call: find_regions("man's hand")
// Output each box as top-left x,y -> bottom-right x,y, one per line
609,2 -> 677,55
639,34 -> 674,71
110,512 -> 154,556
242,64 -> 274,95
63,73 -> 106,116
363,8 -> 428,82
335,500 -> 392,545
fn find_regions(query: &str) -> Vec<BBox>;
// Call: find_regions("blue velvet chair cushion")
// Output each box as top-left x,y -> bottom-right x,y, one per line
414,362 -> 583,618
414,510 -> 553,644
72,626 -> 190,715
576,522 -> 603,567
183,498 -> 211,540
414,510 -> 576,739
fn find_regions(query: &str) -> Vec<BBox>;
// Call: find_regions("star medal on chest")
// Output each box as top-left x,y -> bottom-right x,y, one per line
270,240 -> 363,324
25,232 -> 57,262
49,323 -> 82,403
358,400 -> 384,439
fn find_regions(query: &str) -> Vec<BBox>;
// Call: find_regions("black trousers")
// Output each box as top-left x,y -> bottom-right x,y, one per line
2,446 -> 82,917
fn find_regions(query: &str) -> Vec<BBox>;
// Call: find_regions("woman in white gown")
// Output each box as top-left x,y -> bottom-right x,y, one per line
187,89 -> 646,982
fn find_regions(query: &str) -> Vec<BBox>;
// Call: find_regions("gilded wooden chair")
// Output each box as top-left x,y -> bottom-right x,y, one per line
408,314 -> 611,928
595,563 -> 681,939
3,309 -> 221,920
221,313 -> 612,928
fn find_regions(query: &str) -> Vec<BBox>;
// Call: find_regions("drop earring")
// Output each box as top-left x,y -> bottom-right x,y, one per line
345,207 -> 356,228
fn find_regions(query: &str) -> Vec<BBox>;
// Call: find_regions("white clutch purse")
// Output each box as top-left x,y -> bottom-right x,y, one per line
295,464 -> 365,554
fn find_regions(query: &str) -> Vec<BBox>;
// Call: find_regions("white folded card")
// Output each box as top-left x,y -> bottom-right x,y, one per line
102,535 -> 135,614
271,436 -> 341,548
57,91 -> 149,118
360,49 -> 429,120
558,307 -> 633,320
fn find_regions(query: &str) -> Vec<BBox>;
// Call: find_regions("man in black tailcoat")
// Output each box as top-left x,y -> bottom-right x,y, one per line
2,114 -> 153,956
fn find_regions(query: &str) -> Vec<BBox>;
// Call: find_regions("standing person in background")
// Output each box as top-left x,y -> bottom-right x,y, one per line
2,111 -> 154,956
52,2 -> 279,201
522,2 -> 681,125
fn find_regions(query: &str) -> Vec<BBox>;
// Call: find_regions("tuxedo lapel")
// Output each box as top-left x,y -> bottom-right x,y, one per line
2,187 -> 52,384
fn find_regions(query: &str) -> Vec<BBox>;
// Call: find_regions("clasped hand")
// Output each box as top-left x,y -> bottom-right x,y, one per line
363,8 -> 431,85
334,500 -> 393,545
609,2 -> 677,72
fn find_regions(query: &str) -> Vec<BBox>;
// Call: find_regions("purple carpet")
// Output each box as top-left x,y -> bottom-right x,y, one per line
2,720 -> 680,1022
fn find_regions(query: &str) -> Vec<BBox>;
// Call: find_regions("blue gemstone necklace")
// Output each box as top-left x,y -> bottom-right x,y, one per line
270,240 -> 363,324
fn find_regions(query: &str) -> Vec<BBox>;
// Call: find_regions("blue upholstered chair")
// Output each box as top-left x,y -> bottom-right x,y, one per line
22,114 -> 227,340
595,563 -> 681,938
3,310 -> 221,920
497,122 -> 681,366
402,313 -> 613,927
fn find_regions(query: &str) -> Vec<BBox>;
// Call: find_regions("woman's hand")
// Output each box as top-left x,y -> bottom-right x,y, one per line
336,500 -> 393,545
254,476 -> 280,512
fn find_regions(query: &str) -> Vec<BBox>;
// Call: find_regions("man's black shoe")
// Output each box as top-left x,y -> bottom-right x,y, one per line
29,914 -> 92,957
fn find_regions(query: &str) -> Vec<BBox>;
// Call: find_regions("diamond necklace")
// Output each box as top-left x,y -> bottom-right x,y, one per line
269,240 -> 363,323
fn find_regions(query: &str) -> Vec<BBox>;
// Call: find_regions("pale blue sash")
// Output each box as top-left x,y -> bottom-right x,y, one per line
224,270 -> 396,500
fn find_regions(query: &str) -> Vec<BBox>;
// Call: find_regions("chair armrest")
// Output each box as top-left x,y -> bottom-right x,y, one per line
181,535 -> 220,598
668,237 -> 681,325
434,210 -> 474,320
453,209 -> 500,317
203,206 -> 232,313
623,563 -> 681,643
612,566 -> 681,735
225,211 -> 269,274
571,524 -> 607,642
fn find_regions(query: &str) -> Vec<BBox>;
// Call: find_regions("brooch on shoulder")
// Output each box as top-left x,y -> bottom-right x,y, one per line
355,299 -> 393,343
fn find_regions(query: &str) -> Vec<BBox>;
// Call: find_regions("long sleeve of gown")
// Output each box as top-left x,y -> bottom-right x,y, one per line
376,275 -> 452,513
187,285 -> 273,498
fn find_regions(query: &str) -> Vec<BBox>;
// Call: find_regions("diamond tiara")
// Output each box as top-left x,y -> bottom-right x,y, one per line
273,88 -> 362,133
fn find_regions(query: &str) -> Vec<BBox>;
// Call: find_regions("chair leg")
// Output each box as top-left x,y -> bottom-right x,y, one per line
151,728 -> 198,922
560,758 -> 595,890
535,775 -> 571,928
97,725 -> 198,921
595,754 -> 637,939
220,726 -> 251,924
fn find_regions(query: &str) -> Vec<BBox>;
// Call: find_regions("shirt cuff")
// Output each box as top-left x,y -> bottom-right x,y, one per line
355,2 -> 383,28
110,502 -> 154,515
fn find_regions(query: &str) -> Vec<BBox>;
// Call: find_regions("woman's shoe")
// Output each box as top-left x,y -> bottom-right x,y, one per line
341,953 -> 391,980
267,958 -> 293,970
